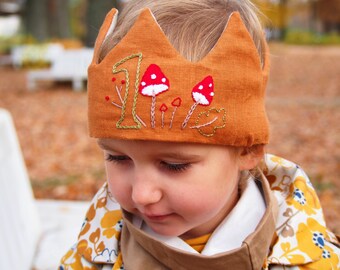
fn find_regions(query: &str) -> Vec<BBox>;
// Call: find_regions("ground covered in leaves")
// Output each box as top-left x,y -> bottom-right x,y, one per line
0,44 -> 339,233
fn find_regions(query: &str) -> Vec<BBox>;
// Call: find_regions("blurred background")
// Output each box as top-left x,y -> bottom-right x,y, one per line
0,0 -> 339,234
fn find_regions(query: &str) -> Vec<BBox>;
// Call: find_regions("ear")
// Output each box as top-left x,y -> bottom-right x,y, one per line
238,145 -> 265,170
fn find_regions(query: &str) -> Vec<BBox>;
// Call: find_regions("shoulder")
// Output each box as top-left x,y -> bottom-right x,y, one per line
60,183 -> 124,269
264,154 -> 340,270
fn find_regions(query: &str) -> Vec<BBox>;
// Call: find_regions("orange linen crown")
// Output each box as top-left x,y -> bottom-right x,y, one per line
88,8 -> 270,146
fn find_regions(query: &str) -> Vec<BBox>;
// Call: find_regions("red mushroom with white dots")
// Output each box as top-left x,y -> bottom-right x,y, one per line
139,64 -> 170,128
182,76 -> 214,129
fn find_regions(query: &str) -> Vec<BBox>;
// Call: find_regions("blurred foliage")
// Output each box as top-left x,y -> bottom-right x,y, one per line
69,0 -> 86,42
49,38 -> 83,49
285,29 -> 340,45
254,0 -> 288,29
0,34 -> 83,55
0,35 -> 34,54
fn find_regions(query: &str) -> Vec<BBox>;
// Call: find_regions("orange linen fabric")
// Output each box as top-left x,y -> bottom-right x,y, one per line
88,8 -> 270,146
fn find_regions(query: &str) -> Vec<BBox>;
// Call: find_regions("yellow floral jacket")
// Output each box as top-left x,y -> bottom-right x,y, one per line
60,154 -> 340,270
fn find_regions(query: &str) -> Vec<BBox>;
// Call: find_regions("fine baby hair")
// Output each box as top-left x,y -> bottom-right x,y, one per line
60,0 -> 340,269
99,0 -> 266,65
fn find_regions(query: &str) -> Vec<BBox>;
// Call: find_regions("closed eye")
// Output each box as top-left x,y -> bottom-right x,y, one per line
106,154 -> 131,163
160,161 -> 191,173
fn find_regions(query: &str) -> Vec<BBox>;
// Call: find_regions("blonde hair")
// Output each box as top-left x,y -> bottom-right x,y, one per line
99,0 -> 266,65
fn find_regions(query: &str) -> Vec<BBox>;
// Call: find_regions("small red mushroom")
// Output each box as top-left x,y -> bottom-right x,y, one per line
182,76 -> 214,129
169,97 -> 182,129
139,64 -> 170,128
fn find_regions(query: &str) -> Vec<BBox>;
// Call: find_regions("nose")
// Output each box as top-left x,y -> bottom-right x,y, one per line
131,174 -> 162,207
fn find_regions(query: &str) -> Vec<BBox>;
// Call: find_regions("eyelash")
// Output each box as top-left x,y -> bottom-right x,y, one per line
105,154 -> 191,173
105,154 -> 130,163
160,161 -> 191,173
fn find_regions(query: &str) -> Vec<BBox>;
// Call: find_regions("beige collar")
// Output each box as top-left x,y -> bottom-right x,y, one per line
121,173 -> 278,270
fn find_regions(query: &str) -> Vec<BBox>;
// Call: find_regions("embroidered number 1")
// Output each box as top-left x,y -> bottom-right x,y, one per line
112,53 -> 143,129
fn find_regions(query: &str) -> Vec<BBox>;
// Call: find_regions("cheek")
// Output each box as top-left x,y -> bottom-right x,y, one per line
105,163 -> 131,206
178,171 -> 239,217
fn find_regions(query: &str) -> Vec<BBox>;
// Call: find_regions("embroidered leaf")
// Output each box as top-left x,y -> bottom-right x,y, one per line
191,108 -> 226,137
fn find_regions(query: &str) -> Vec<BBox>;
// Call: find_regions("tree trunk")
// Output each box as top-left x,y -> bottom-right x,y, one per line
48,0 -> 72,39
85,0 -> 117,47
278,0 -> 288,39
24,0 -> 49,41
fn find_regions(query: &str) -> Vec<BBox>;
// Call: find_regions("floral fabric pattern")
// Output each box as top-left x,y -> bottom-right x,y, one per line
60,154 -> 340,270
264,154 -> 339,270
60,184 -> 125,270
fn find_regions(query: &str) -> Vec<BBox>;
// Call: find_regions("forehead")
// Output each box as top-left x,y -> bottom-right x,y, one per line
97,138 -> 233,156
98,138 -> 201,150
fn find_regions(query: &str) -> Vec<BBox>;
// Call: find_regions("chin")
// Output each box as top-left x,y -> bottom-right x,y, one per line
149,225 -> 184,238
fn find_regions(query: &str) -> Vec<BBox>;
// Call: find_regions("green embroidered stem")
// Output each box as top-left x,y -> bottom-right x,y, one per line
114,83 -> 146,127
112,53 -> 143,129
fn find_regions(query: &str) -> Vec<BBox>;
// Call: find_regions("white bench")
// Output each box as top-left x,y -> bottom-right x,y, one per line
26,48 -> 93,91
0,109 -> 89,270
11,44 -> 64,69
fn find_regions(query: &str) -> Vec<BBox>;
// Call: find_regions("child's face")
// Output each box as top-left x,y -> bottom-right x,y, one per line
98,139 -> 242,239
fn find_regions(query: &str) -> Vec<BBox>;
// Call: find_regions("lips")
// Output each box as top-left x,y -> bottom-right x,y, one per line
144,213 -> 173,222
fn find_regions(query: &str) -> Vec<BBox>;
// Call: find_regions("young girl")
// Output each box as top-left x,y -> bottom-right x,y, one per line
60,0 -> 339,269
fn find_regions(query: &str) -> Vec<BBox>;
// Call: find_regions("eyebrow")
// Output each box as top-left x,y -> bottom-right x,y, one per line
97,139 -> 114,150
97,139 -> 202,160
157,152 -> 201,161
